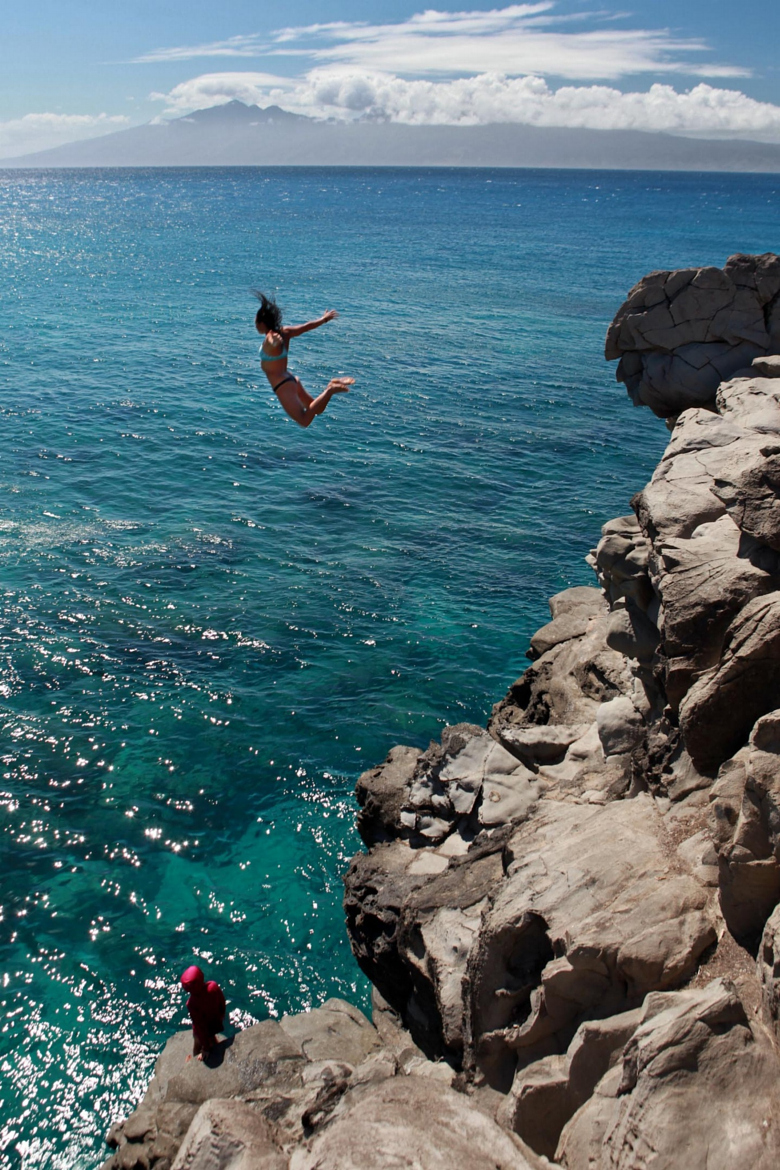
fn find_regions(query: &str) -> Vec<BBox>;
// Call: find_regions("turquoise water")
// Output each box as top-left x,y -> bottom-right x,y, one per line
0,166 -> 777,1167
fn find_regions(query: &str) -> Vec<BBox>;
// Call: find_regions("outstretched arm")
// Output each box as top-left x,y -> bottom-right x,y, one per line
283,310 -> 339,339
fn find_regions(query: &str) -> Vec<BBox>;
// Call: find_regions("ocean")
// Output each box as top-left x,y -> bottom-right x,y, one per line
0,165 -> 777,1168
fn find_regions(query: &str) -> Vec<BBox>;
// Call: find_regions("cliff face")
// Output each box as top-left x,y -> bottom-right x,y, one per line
605,252 -> 780,417
102,257 -> 780,1169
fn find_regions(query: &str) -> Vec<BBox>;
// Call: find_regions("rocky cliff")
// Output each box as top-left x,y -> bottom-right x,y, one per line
102,255 -> 780,1170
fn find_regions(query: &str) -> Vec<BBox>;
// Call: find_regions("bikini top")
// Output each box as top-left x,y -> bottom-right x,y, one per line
260,342 -> 289,364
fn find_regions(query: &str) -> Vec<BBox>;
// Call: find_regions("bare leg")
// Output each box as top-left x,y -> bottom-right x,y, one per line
275,376 -> 353,428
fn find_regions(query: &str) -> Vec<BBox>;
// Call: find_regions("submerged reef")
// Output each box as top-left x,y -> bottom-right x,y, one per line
102,256 -> 780,1169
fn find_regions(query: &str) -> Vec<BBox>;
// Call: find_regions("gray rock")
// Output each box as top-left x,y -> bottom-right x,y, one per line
680,592 -> 780,772
279,1000 -> 382,1066
652,514 -> 775,711
639,341 -> 764,417
633,435 -> 733,543
103,1024 -> 307,1170
288,1077 -> 540,1170
596,696 -> 645,757
464,794 -> 716,1089
662,743 -> 711,802
369,987 -> 425,1063
758,904 -> 780,1042
594,528 -> 654,611
752,354 -> 780,378
345,833 -> 507,1062
499,1008 -> 642,1159
713,449 -> 780,552
490,607 -> 634,747
355,745 -> 421,844
606,253 -> 780,417
708,712 -> 780,943
604,602 -> 659,662
529,611 -> 594,659
395,726 -> 540,843
717,374 -> 780,433
170,1099 -> 286,1169
556,979 -> 780,1169
494,723 -> 590,769
548,585 -> 605,619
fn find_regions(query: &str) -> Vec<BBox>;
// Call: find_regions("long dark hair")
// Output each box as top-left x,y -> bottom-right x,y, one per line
251,290 -> 283,333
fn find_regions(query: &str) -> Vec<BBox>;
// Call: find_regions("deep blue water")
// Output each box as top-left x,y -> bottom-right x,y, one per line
0,166 -> 777,1167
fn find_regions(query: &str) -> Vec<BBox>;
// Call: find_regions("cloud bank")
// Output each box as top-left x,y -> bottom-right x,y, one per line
0,113 -> 131,160
156,71 -> 780,143
136,5 -> 748,82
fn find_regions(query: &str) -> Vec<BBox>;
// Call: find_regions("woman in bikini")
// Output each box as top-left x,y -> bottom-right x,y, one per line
253,292 -> 353,427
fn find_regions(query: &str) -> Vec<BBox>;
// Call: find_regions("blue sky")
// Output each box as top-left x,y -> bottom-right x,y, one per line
2,1 -> 779,156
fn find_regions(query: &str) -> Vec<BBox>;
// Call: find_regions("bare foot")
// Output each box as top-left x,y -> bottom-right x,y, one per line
327,377 -> 354,393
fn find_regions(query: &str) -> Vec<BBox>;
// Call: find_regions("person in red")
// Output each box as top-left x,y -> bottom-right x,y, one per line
180,965 -> 226,1061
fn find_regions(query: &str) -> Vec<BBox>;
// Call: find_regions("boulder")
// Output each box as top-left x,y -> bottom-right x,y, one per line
495,723 -> 590,769
680,593 -> 780,772
651,513 -> 776,710
606,254 -> 780,417
717,374 -> 780,433
529,587 -> 606,659
549,585 -> 605,618
529,610 -> 595,659
170,1099 -> 286,1170
355,745 -> 421,845
758,903 -> 780,1041
713,448 -> 780,552
396,726 -> 540,844
556,979 -> 780,1169
604,602 -> 659,662
279,1000 -> 383,1067
708,712 -> 780,944
593,526 -> 655,612
288,1077 -> 540,1170
596,696 -> 645,757
498,1008 -> 642,1159
345,834 -> 507,1061
369,987 -> 425,1063
634,431 -> 734,543
490,607 -> 633,749
103,1024 -> 306,1170
464,794 -> 716,1089
753,354 -> 780,378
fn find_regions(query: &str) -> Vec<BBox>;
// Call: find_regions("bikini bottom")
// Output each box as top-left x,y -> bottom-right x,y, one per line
271,374 -> 297,395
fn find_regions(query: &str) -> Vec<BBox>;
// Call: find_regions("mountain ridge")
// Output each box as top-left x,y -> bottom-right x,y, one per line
4,100 -> 780,170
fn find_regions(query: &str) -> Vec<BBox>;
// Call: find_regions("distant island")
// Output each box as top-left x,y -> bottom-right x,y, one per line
3,100 -> 780,170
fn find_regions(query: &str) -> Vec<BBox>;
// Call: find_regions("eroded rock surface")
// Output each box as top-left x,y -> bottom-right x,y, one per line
708,713 -> 780,944
288,1077 -> 540,1170
606,252 -> 780,417
557,980 -> 780,1169
170,1099 -> 286,1170
465,795 -> 716,1089
101,1000 -> 520,1170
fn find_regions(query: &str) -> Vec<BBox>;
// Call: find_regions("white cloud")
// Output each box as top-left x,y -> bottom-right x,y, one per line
153,70 -> 780,143
133,35 -> 268,64
274,7 -> 726,81
0,113 -> 131,160
153,73 -> 294,114
135,5 -> 749,82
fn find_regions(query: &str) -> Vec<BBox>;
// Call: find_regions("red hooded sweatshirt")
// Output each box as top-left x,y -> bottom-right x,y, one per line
180,965 -> 226,1048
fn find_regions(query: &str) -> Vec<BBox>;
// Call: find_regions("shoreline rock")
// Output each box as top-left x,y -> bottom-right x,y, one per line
101,257 -> 780,1169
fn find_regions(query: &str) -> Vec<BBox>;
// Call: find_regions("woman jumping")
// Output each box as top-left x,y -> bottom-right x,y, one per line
253,292 -> 353,427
